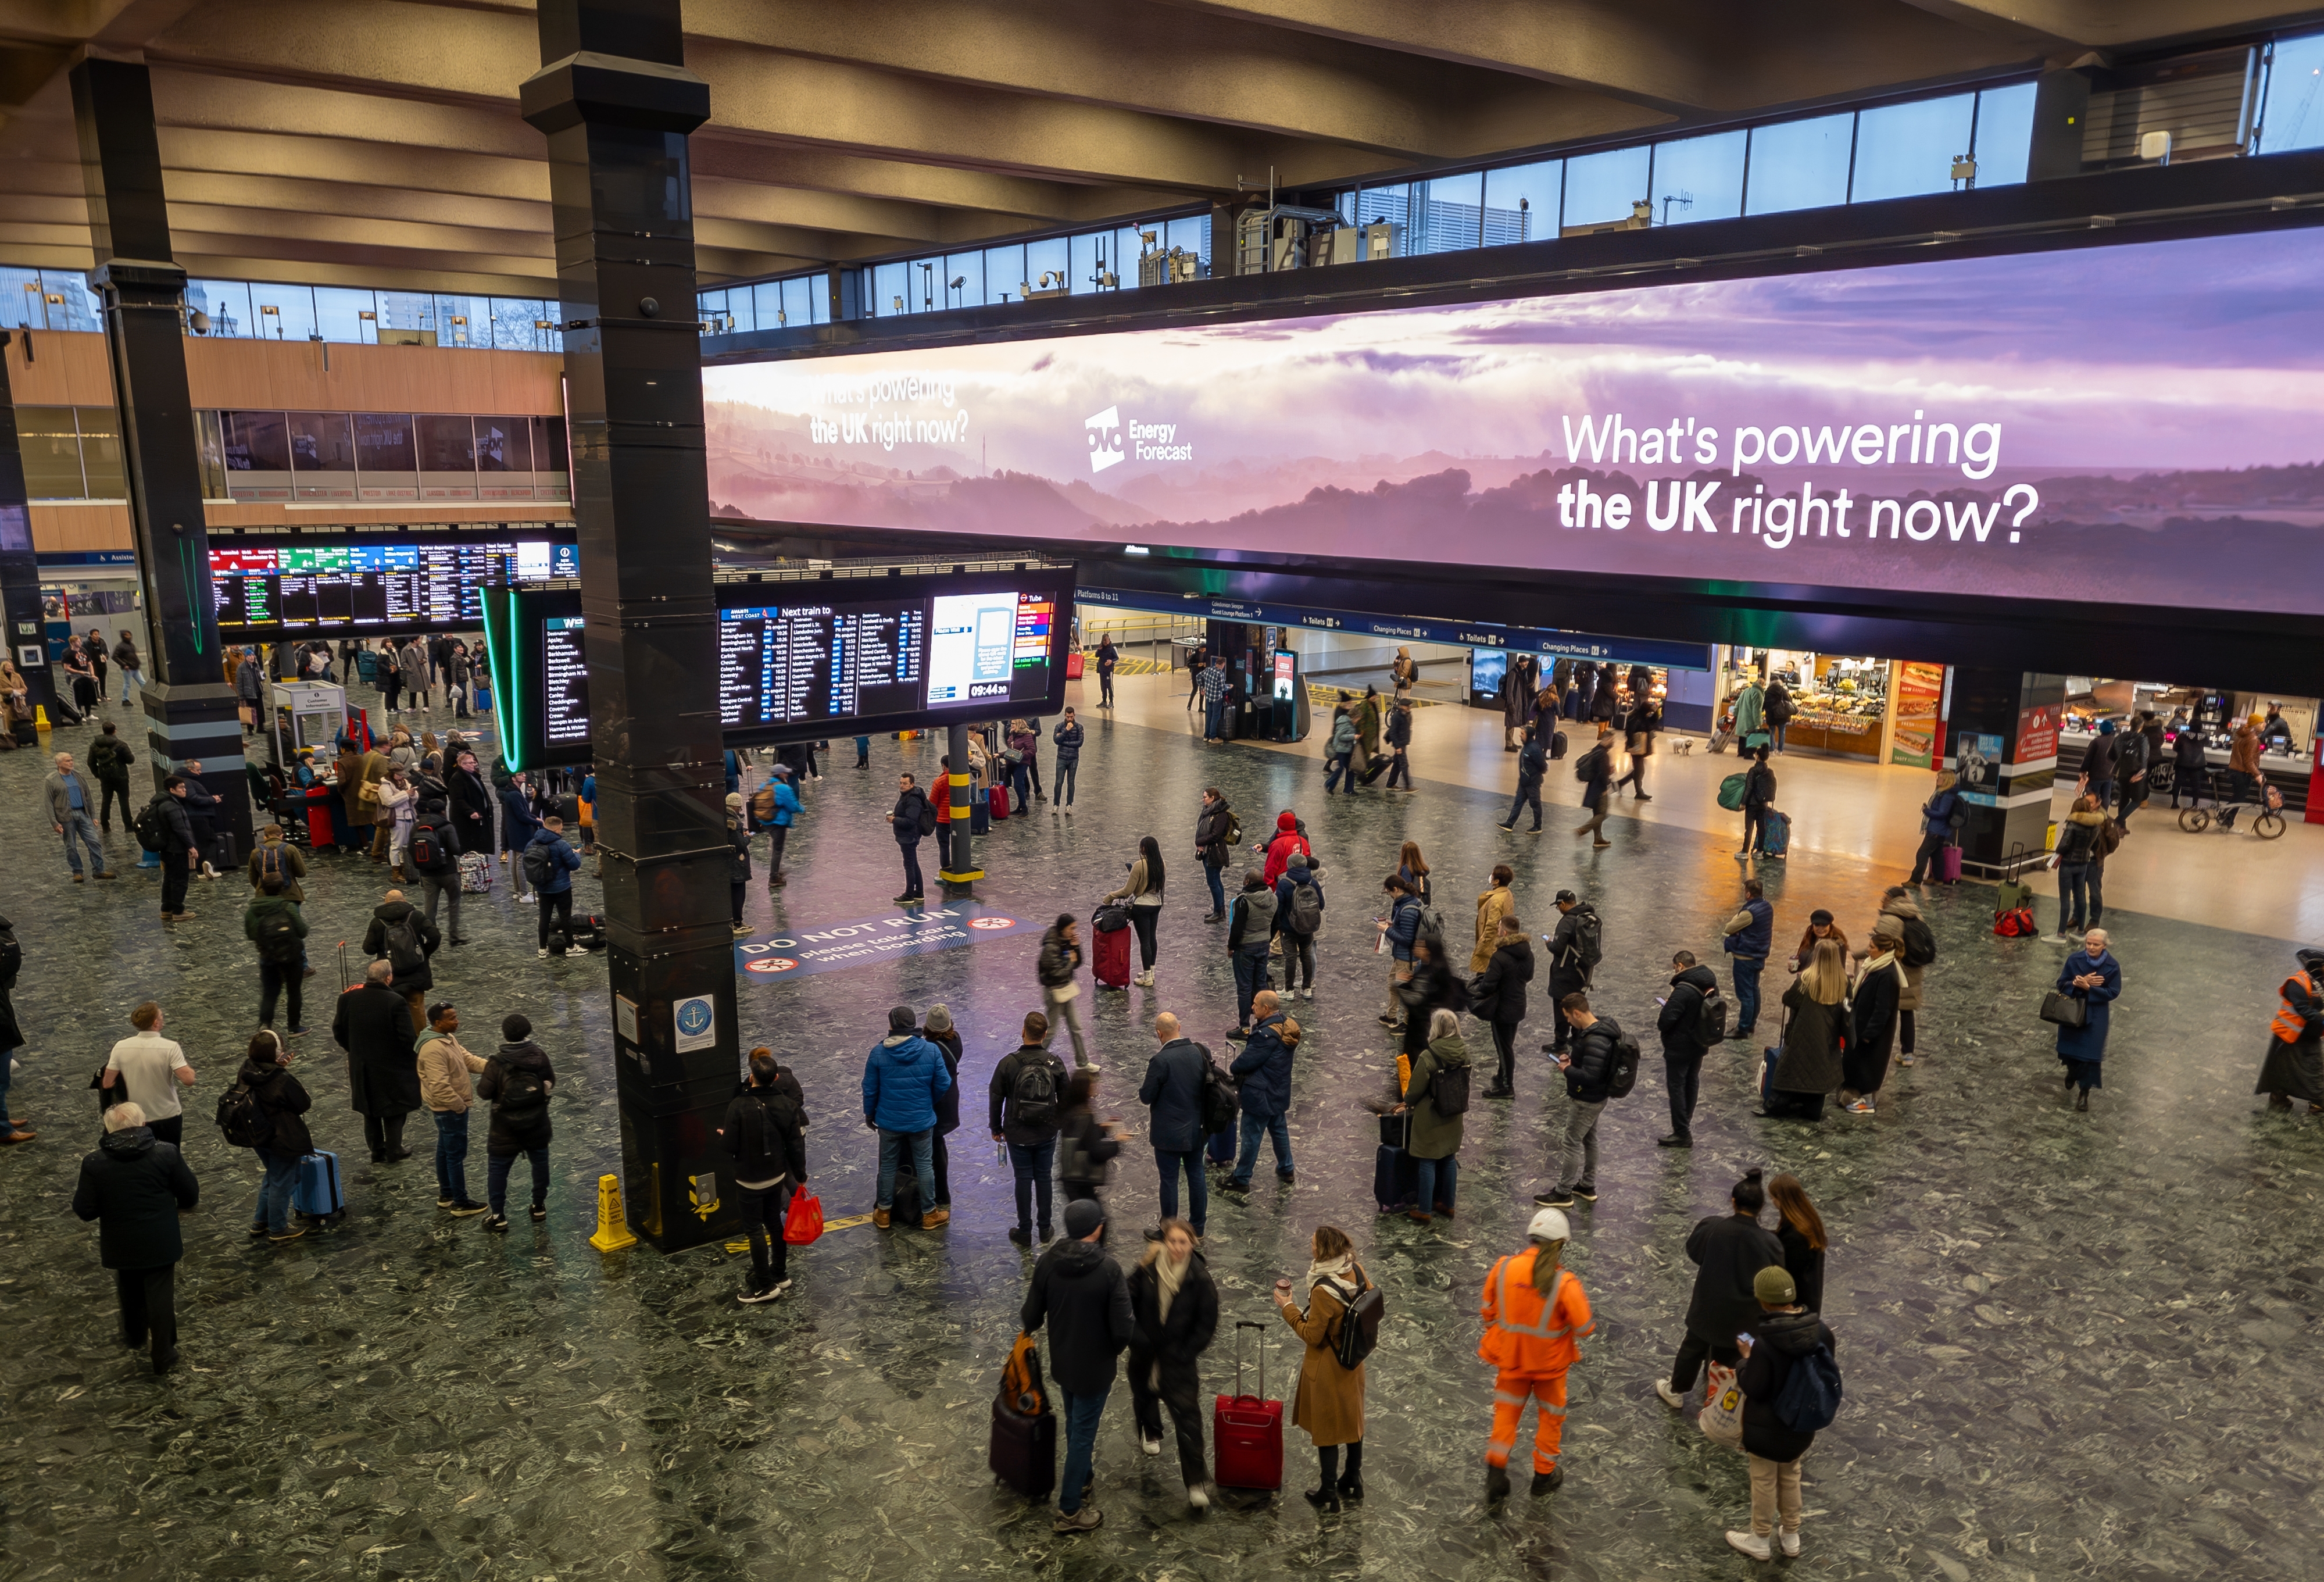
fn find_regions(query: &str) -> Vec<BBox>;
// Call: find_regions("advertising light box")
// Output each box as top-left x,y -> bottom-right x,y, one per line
702,230 -> 2324,618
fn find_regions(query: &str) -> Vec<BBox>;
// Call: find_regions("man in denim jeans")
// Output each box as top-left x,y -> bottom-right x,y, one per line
861,1005 -> 951,1230
990,1012 -> 1068,1247
1021,1197 -> 1134,1534
416,1004 -> 489,1216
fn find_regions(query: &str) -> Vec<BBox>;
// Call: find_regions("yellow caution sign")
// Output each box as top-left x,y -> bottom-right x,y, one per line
34,706 -> 49,730
588,1172 -> 639,1252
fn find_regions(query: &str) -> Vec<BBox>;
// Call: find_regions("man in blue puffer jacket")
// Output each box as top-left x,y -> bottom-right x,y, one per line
1720,877 -> 1775,1042
1223,990 -> 1298,1196
861,1005 -> 953,1229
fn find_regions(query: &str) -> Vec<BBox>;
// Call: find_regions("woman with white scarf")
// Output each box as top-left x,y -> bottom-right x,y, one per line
1274,1223 -> 1369,1512
1842,931 -> 1905,1114
1126,1218 -> 1218,1509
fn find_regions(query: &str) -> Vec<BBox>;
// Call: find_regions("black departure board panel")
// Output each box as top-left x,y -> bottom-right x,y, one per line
209,538 -> 577,635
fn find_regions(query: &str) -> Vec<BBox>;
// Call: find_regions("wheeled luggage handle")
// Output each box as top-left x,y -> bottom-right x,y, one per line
1233,1317 -> 1267,1404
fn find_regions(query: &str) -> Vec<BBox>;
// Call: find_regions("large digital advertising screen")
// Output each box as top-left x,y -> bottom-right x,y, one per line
701,229 -> 2324,617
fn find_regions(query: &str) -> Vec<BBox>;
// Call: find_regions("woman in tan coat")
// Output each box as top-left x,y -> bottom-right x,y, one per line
1472,864 -> 1515,975
1274,1223 -> 1368,1512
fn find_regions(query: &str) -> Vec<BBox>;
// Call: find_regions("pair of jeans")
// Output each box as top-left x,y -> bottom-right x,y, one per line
252,1149 -> 301,1233
1128,1351 -> 1209,1487
1228,1110 -> 1293,1187
59,810 -> 105,873
1042,989 -> 1090,1069
1664,1050 -> 1703,1140
1054,761 -> 1077,806
1414,1151 -> 1459,1214
1059,1384 -> 1111,1513
1556,1098 -> 1604,1190
929,1132 -> 952,1205
120,668 -> 145,703
419,870 -> 462,939
1504,787 -> 1542,829
1771,721 -> 1787,753
1908,830 -> 1949,884
537,889 -> 574,948
1129,905 -> 1159,970
876,1127 -> 936,1210
897,835 -> 923,898
1012,761 -> 1033,808
432,1108 -> 471,1202
1098,669 -> 1114,706
738,1180 -> 791,1288
1669,1328 -> 1743,1394
1323,753 -> 1352,793
1232,948 -> 1270,1028
258,960 -> 304,1029
1154,1146 -> 1207,1230
1204,862 -> 1225,915
487,1145 -> 550,1216
1730,955 -> 1764,1035
1009,1138 -> 1056,1234
2058,862 -> 2100,930
1204,696 -> 1225,740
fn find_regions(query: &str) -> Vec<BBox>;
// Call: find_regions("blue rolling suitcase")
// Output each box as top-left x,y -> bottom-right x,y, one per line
294,1149 -> 346,1222
1758,808 -> 1791,858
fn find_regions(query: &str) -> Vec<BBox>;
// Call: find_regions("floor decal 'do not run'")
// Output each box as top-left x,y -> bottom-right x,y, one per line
735,901 -> 1021,980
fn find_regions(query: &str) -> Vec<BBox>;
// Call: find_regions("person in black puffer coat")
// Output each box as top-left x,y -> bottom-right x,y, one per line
475,1013 -> 556,1231
1126,1220 -> 1220,1508
1722,1264 -> 1838,1562
238,1030 -> 314,1242
1471,916 -> 1533,1098
72,1101 -> 200,1373
1657,1168 -> 1783,1409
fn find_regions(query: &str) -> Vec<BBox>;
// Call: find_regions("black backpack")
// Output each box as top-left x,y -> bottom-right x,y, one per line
1197,1047 -> 1239,1134
1009,1055 -> 1060,1132
1694,987 -> 1730,1047
1605,1029 -> 1642,1099
1328,1269 -> 1385,1370
1573,908 -> 1603,972
134,795 -> 170,854
410,813 -> 453,874
253,906 -> 303,966
1900,915 -> 1937,969
521,841 -> 554,890
916,798 -> 938,838
381,912 -> 427,974
215,1079 -> 274,1148
1426,1058 -> 1470,1117
1287,879 -> 1324,937
494,1060 -> 550,1119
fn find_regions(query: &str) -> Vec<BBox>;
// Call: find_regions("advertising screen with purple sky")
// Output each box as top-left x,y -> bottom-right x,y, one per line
703,229 -> 2324,617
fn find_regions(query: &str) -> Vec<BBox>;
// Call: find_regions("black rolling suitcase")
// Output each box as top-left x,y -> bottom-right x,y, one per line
1371,1110 -> 1418,1213
989,1333 -> 1057,1501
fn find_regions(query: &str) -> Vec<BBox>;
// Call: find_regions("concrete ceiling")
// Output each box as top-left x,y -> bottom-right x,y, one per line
0,0 -> 2311,295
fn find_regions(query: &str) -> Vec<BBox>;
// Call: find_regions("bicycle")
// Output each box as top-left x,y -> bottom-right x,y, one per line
2178,769 -> 2285,839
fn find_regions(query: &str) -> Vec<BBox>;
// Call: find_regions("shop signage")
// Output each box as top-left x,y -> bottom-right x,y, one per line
736,901 -> 1021,982
1889,661 -> 1947,769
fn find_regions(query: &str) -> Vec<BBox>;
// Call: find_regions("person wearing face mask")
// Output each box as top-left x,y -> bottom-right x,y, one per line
1125,1217 -> 1220,1511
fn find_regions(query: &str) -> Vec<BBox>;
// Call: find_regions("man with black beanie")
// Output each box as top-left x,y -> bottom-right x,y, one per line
1022,1197 -> 1133,1534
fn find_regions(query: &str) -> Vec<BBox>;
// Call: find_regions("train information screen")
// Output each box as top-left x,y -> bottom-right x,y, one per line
209,538 -> 577,635
542,615 -> 589,747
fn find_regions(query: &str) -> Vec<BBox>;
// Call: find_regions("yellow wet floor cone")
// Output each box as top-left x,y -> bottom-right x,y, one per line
35,705 -> 49,730
588,1172 -> 638,1252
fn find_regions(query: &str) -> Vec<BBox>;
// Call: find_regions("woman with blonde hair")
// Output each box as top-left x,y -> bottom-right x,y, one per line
1274,1223 -> 1368,1511
1907,769 -> 1964,885
1764,940 -> 1849,1121
1127,1217 -> 1219,1509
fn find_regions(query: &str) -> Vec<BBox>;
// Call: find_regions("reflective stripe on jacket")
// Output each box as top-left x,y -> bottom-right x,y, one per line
1477,1248 -> 1594,1374
2272,970 -> 2319,1045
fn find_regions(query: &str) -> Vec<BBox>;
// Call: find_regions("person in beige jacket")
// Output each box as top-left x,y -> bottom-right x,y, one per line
416,1003 -> 489,1215
1472,865 -> 1517,975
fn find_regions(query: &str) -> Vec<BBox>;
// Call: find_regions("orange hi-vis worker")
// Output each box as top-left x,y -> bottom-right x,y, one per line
1479,1208 -> 1594,1501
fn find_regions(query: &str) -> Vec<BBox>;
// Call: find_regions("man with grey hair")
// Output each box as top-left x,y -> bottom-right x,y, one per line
43,750 -> 114,881
333,957 -> 421,1162
73,1099 -> 200,1374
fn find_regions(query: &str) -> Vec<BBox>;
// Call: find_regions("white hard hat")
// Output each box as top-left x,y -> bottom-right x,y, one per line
1528,1208 -> 1571,1243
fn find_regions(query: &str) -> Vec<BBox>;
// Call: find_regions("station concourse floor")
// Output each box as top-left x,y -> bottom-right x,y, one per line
3,670 -> 2321,1582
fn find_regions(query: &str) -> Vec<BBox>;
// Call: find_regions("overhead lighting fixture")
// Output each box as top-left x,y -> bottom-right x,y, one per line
1124,544 -> 1150,555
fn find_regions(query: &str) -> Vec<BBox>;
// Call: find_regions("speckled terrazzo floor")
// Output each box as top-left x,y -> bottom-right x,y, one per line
3,685 -> 2321,1582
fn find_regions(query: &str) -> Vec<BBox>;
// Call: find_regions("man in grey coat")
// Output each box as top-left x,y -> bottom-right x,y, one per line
44,751 -> 114,881
396,640 -> 431,715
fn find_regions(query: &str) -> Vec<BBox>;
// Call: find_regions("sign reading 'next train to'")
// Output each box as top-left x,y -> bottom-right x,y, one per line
703,228 -> 2324,618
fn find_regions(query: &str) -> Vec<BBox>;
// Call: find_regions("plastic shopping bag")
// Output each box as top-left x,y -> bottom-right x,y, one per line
782,1188 -> 824,1245
1699,1360 -> 1745,1449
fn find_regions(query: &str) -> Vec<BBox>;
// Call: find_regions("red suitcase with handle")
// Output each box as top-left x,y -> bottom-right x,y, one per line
990,782 -> 1010,820
1214,1320 -> 1285,1491
1092,906 -> 1132,988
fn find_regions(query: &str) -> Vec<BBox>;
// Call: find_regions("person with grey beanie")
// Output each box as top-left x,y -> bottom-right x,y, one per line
1023,1195 -> 1134,1533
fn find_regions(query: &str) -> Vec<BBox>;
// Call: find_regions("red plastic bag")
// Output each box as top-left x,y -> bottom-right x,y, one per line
783,1189 -> 824,1245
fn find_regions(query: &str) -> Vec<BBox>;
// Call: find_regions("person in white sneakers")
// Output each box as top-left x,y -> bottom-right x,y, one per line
1101,835 -> 1166,988
1724,1265 -> 1838,1562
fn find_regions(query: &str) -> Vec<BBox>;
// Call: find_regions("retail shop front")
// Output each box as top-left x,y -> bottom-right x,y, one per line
1714,645 -> 1950,767
2060,678 -> 2317,813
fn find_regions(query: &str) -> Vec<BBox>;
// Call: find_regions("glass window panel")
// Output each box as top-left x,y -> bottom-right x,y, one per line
287,412 -> 355,499
750,280 -> 788,329
376,290 -> 435,334
353,413 -> 417,500
77,408 -> 126,498
1069,233 -> 1101,294
1561,145 -> 1653,229
434,293 -> 491,347
1117,226 -> 1148,287
1336,189 -> 1358,225
532,415 -> 570,474
489,297 -> 553,350
1851,92 -> 1976,202
314,286 -> 378,343
1650,129 -> 1746,225
1027,235 -> 1069,295
185,279 -> 252,337
935,253 -> 978,310
221,410 -> 291,473
873,260 -> 910,316
194,410 -> 228,500
1165,215 -> 1210,272
982,244 -> 1026,303
2259,33 -> 2324,152
249,284 -> 317,342
1744,113 -> 1855,215
474,417 -> 530,472
898,258 -> 935,313
697,287 -> 726,327
1482,160 -> 1560,244
38,272 -> 103,332
0,266 -> 39,329
1971,82 -> 2037,187
16,406 -> 84,498
1415,172 -> 1485,253
806,274 -> 830,326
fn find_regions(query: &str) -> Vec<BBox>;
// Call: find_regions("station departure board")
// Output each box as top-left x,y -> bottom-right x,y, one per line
543,615 -> 589,747
209,538 -> 577,635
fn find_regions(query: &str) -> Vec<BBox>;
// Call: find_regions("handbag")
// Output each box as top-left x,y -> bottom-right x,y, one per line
782,1188 -> 824,1245
358,776 -> 381,806
1699,1360 -> 1746,1449
2038,990 -> 2087,1028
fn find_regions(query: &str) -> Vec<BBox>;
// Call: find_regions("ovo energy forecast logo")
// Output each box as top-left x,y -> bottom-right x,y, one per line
1086,406 -> 1124,473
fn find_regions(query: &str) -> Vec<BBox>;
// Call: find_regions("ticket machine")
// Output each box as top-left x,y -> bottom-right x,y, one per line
269,680 -> 348,770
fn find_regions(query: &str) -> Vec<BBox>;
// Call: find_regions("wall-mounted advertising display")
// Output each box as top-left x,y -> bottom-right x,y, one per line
702,230 -> 2324,619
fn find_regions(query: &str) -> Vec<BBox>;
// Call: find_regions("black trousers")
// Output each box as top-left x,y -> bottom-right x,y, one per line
738,1180 -> 790,1288
99,779 -> 131,828
1664,1050 -> 1703,1140
1383,749 -> 1411,789
730,881 -> 746,925
1129,906 -> 1159,970
930,1132 -> 952,1205
115,1263 -> 179,1359
259,960 -> 304,1029
1490,1019 -> 1519,1090
362,1110 -> 409,1159
1908,830 -> 1948,883
148,1115 -> 184,1151
1670,1327 -> 1743,1393
766,824 -> 788,879
1128,1349 -> 1209,1487
160,855 -> 191,917
538,889 -> 574,948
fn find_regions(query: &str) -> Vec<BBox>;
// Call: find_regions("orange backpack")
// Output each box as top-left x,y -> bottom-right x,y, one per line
1000,1332 -> 1049,1415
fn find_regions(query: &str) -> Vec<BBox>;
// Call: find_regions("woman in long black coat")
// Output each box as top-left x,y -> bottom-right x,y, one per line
1127,1221 -> 1220,1505
1842,935 -> 1903,1115
920,1004 -> 964,1211
333,972 -> 420,1160
446,750 -> 496,856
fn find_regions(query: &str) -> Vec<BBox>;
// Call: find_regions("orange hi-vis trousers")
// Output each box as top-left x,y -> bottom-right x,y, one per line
1487,1369 -> 1569,1473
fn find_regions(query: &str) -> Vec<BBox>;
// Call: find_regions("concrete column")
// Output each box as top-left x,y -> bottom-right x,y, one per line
521,1 -> 736,1252
69,57 -> 249,848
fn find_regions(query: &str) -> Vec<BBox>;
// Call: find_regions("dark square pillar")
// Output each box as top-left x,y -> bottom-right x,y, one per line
0,342 -> 56,719
1944,667 -> 2066,876
523,0 -> 738,1251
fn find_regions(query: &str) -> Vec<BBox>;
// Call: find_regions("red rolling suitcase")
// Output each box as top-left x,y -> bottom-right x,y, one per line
990,783 -> 1010,820
1214,1320 -> 1284,1491
1092,906 -> 1132,988
1066,651 -> 1085,679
